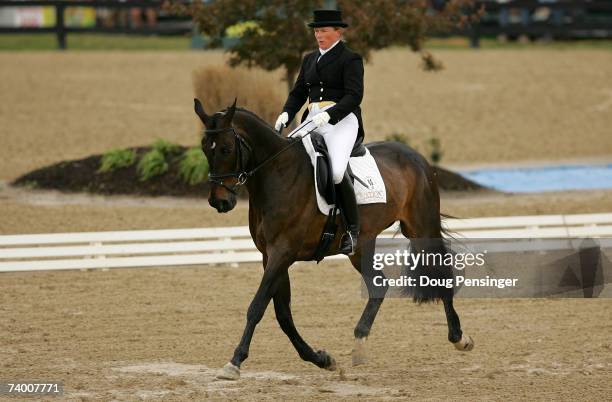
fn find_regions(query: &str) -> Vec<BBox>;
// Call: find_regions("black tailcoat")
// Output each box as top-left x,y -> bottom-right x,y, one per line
282,41 -> 365,147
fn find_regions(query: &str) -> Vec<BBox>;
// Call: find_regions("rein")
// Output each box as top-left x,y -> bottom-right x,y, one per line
206,121 -> 316,194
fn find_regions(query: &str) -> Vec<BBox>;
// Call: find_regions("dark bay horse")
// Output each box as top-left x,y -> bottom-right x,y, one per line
194,99 -> 474,380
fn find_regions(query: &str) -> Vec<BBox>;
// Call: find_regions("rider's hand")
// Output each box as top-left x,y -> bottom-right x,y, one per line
312,112 -> 330,128
274,112 -> 289,131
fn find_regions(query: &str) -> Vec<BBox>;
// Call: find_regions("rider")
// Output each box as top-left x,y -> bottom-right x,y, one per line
275,9 -> 364,256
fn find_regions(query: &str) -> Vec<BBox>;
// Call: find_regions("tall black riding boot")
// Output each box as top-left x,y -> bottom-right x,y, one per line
335,173 -> 360,255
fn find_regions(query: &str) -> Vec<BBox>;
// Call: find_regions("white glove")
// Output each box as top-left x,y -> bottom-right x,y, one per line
311,112 -> 330,128
274,112 -> 288,131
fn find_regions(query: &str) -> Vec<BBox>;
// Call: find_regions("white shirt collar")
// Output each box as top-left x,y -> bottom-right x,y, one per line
318,39 -> 341,58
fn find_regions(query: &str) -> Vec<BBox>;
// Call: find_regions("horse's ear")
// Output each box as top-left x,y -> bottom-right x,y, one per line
219,97 -> 238,126
194,98 -> 211,127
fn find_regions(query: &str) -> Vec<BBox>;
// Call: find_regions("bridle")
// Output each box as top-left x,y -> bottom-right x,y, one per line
205,127 -> 251,194
205,121 -> 316,194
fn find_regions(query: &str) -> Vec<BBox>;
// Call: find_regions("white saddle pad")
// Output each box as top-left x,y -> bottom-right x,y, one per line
301,134 -> 387,215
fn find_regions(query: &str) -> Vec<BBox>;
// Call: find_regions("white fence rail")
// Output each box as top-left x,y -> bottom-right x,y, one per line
2,213 -> 612,273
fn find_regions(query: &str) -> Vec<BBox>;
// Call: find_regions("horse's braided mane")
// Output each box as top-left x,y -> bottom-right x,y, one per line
207,106 -> 288,146
220,106 -> 282,137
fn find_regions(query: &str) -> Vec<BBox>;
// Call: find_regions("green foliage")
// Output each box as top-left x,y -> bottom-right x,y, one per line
226,21 -> 263,38
137,149 -> 168,181
98,148 -> 136,173
0,34 -> 190,51
22,180 -> 38,189
152,139 -> 182,157
428,137 -> 444,165
179,147 -> 209,186
385,133 -> 411,146
178,0 -> 315,83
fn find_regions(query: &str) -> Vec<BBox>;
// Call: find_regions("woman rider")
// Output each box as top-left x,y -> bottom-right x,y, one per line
275,9 -> 364,256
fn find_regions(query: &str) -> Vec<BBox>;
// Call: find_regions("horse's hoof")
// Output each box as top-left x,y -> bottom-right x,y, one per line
217,362 -> 240,380
453,334 -> 474,352
351,337 -> 368,366
326,355 -> 337,371
317,350 -> 337,371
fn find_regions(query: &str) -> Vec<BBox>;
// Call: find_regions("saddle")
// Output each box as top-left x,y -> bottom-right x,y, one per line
310,132 -> 366,206
309,132 -> 366,262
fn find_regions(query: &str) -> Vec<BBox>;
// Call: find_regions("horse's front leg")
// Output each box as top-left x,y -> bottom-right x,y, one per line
273,271 -> 336,370
217,252 -> 292,380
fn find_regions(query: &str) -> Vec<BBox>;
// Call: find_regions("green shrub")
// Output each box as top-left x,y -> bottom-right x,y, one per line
137,149 -> 168,181
152,139 -> 182,157
98,148 -> 136,173
428,137 -> 444,165
22,180 -> 38,189
179,147 -> 209,186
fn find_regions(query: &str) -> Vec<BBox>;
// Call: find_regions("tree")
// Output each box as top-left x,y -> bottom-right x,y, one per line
170,0 -> 481,92
339,0 -> 481,70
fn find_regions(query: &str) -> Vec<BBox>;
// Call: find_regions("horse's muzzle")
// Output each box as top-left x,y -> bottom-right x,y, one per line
209,196 -> 236,213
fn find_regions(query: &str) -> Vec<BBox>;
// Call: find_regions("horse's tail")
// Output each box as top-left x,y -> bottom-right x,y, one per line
403,237 -> 455,304
401,164 -> 455,303
440,212 -> 460,241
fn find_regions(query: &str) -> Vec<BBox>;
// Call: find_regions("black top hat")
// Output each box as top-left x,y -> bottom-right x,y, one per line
308,9 -> 348,28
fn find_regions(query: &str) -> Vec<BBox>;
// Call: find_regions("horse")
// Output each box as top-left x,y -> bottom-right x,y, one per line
194,98 -> 474,380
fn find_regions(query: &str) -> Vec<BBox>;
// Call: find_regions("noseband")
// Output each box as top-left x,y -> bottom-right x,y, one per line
205,123 -> 316,194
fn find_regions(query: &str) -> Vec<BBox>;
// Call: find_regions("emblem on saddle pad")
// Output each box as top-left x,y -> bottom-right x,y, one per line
300,133 -> 387,215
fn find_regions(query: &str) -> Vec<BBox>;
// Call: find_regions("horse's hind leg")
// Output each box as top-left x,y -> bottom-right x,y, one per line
444,297 -> 474,351
400,216 -> 474,352
273,271 -> 337,370
349,238 -> 388,366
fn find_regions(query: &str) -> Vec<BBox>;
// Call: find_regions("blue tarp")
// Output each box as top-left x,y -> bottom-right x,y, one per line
460,164 -> 612,193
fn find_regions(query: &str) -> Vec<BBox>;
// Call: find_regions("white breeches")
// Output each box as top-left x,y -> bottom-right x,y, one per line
308,103 -> 359,184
